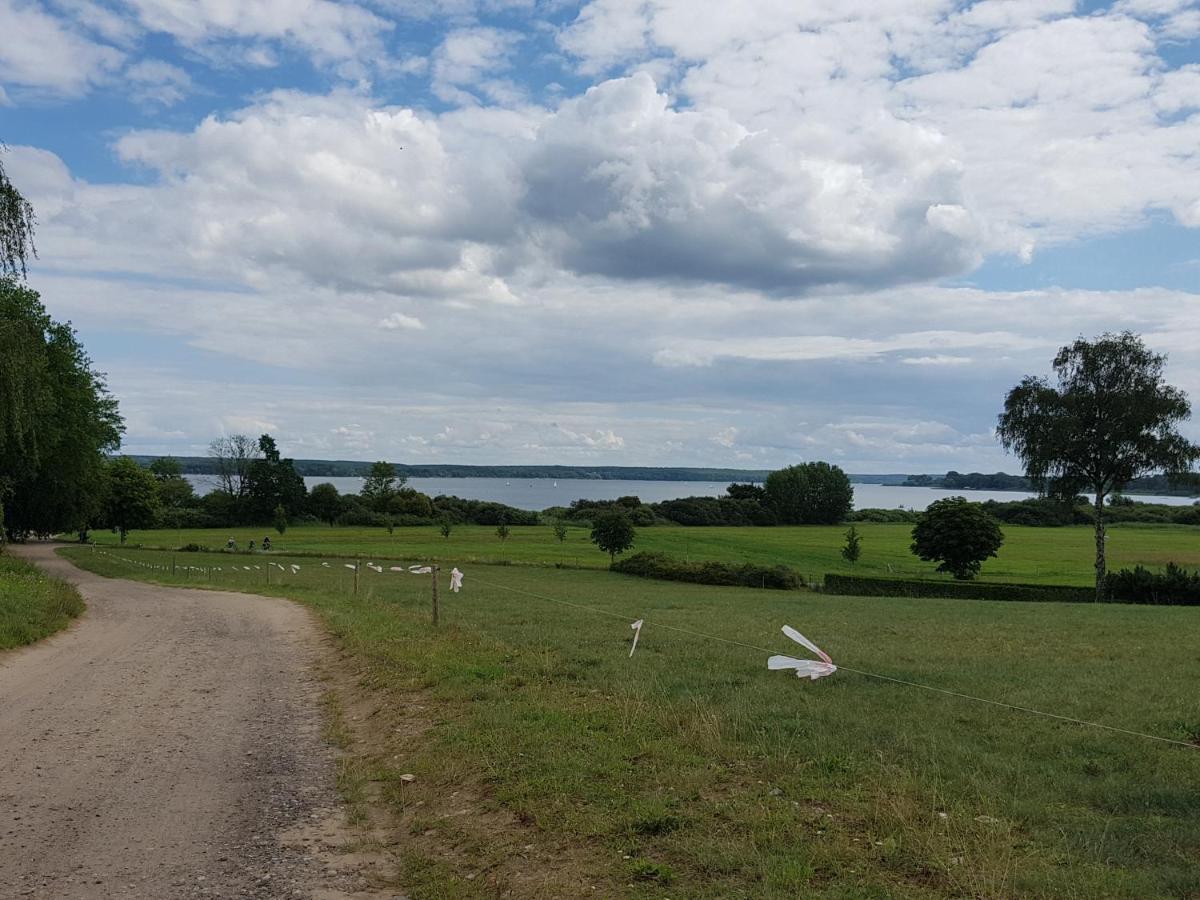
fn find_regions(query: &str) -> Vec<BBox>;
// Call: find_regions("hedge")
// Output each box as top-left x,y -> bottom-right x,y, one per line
613,552 -> 802,590
822,573 -> 1096,603
1105,564 -> 1200,605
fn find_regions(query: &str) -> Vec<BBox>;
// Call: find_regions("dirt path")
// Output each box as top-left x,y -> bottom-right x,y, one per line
0,544 -> 396,900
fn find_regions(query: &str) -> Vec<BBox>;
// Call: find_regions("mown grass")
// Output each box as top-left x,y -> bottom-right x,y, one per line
0,551 -> 85,650
91,520 -> 1200,586
63,545 -> 1200,898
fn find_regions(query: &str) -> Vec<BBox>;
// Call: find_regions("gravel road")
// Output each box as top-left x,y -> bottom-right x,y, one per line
0,544 -> 394,900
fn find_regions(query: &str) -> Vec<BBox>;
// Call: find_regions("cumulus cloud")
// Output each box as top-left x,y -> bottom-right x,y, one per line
8,1 -> 1200,467
124,59 -> 192,106
0,0 -> 124,97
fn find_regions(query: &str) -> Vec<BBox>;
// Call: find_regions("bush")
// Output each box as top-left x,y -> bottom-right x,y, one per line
823,574 -> 1095,603
651,496 -> 778,526
432,496 -> 539,526
1105,563 -> 1200,605
335,508 -> 392,528
911,498 -> 1003,580
848,508 -> 919,523
764,462 -> 853,524
613,552 -> 802,590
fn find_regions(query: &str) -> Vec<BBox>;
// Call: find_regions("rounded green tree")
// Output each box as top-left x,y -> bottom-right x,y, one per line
910,497 -> 1003,580
590,509 -> 636,564
763,462 -> 853,524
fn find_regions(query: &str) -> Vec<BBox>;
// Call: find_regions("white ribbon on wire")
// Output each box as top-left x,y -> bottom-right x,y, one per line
767,626 -> 837,681
449,568 -> 463,593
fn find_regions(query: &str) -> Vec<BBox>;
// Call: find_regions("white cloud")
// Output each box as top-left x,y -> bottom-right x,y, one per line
379,312 -> 424,330
0,0 -> 124,97
124,59 -> 192,106
120,0 -> 393,69
431,26 -> 523,104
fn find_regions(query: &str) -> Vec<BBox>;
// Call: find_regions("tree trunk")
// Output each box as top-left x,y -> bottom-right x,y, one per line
1093,491 -> 1106,601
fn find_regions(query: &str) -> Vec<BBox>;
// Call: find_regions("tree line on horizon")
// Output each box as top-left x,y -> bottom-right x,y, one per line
3,266 -> 1199,600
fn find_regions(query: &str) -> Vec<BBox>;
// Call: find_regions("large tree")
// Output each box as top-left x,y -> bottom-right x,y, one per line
103,456 -> 160,544
208,434 -> 260,499
0,151 -> 36,279
243,434 -> 306,522
998,332 -> 1199,598
763,462 -> 853,524
361,460 -> 405,512
1,278 -> 123,540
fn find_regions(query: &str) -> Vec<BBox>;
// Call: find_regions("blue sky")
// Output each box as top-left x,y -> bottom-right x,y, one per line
3,0 -> 1200,471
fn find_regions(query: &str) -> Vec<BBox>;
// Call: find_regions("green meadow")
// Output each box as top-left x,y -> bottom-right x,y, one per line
90,520 -> 1200,586
63,543 -> 1200,898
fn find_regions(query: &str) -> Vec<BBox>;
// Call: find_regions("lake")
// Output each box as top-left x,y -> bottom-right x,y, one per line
183,475 -> 1197,511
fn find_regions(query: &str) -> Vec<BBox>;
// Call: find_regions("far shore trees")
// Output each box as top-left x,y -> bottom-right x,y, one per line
998,332 -> 1199,600
763,462 -> 853,524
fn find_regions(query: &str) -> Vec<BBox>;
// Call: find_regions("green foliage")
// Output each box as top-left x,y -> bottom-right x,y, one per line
103,456 -> 160,543
590,508 -> 636,562
651,495 -> 777,526
242,433 -> 306,522
148,455 -> 182,479
1106,563 -> 1200,605
841,525 -> 862,565
0,278 -> 122,540
273,503 -> 288,535
552,520 -> 568,542
307,482 -> 341,526
361,460 -> 403,512
911,498 -> 1004,580
439,519 -> 452,539
431,495 -> 538,526
763,462 -> 853,524
823,573 -> 1095,603
613,551 -> 801,589
495,521 -> 510,541
726,482 -> 766,501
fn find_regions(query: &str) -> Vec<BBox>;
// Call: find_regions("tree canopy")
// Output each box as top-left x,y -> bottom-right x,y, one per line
997,332 -> 1199,596
910,497 -> 1003,581
591,508 -> 636,563
1,278 -> 123,540
763,462 -> 853,524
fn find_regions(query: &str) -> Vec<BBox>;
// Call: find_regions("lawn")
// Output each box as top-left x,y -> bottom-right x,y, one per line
0,551 -> 85,651
62,544 -> 1200,898
89,520 -> 1200,586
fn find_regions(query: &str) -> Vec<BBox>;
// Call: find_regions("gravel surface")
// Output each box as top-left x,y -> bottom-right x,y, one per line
0,544 -> 397,900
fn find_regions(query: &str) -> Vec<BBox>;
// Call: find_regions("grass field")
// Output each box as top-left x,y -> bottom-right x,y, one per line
0,551 -> 85,651
90,520 -> 1200,586
63,544 -> 1200,898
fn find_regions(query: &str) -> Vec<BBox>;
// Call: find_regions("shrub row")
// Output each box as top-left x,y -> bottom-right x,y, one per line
1105,564 -> 1200,605
612,552 -> 802,590
822,574 -> 1096,603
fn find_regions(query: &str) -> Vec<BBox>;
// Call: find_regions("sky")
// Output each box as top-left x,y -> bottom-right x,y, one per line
3,0 -> 1200,472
